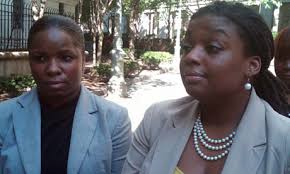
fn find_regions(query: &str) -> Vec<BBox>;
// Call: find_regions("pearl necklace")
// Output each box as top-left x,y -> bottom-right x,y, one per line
193,116 -> 236,161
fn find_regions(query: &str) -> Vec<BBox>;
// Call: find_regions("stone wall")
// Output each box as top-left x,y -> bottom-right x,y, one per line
0,52 -> 30,77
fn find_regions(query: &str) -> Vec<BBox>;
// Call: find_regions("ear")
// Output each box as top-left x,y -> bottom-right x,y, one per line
245,56 -> 261,77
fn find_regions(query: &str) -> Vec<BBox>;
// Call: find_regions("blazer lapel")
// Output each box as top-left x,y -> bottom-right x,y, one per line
13,88 -> 41,174
67,86 -> 98,174
222,89 -> 267,174
150,99 -> 199,174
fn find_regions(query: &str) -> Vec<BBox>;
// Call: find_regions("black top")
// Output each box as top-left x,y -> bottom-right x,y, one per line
40,96 -> 79,174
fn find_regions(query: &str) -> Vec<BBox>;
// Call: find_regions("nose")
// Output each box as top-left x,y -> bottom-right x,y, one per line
182,45 -> 204,64
45,58 -> 61,76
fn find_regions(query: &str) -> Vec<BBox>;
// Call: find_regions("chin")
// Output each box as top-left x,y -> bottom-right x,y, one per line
185,87 -> 204,99
37,86 -> 67,97
44,91 -> 70,98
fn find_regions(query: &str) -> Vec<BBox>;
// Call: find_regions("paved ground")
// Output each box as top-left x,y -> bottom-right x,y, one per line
105,68 -> 188,131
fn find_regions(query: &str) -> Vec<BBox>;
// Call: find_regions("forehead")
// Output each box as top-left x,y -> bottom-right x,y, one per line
185,15 -> 241,42
30,28 -> 75,48
46,28 -> 69,42
276,49 -> 290,60
276,33 -> 290,60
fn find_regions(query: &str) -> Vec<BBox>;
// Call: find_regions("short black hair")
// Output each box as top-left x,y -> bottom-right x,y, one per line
28,15 -> 85,51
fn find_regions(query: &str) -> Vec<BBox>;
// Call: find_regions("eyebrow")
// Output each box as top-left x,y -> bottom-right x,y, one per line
58,49 -> 75,53
212,28 -> 230,38
57,49 -> 78,56
29,50 -> 45,54
29,49 -> 77,56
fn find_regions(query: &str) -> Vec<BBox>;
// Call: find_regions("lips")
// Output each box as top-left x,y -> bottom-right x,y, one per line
42,81 -> 67,89
185,71 -> 205,77
45,81 -> 65,85
183,71 -> 206,82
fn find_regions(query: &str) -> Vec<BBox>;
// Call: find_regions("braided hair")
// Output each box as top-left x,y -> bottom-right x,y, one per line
190,1 -> 289,116
28,15 -> 85,51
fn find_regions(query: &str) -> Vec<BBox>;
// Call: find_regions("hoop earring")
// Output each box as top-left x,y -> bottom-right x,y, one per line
244,78 -> 252,91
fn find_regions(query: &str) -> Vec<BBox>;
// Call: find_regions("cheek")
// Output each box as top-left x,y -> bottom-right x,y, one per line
277,61 -> 286,67
209,62 -> 244,88
179,59 -> 185,73
29,64 -> 44,79
274,62 -> 285,74
65,62 -> 83,80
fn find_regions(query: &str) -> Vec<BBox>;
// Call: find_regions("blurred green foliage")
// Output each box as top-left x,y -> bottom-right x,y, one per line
0,75 -> 35,95
140,51 -> 172,69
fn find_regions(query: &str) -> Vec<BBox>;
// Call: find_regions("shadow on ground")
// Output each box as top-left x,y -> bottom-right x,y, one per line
125,73 -> 175,97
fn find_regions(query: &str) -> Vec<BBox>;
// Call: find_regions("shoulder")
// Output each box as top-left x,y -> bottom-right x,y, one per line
83,88 -> 130,132
0,93 -> 26,141
140,96 -> 197,142
0,97 -> 17,113
263,100 -> 290,137
0,97 -> 17,130
82,86 -> 127,115
148,95 -> 196,111
144,95 -> 196,123
262,101 -> 290,160
89,91 -> 127,116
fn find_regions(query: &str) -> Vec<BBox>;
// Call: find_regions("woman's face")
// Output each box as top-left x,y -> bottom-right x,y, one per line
180,15 -> 249,102
29,28 -> 84,99
275,54 -> 290,90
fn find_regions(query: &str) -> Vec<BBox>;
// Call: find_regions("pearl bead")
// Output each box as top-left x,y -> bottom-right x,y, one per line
244,82 -> 252,90
193,116 -> 236,161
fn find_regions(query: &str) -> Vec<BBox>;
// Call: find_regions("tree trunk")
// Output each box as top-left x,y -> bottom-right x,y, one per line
90,0 -> 98,65
89,0 -> 113,65
196,0 -> 200,9
108,0 -> 127,97
31,0 -> 39,21
167,2 -> 172,39
77,0 -> 83,24
92,33 -> 97,65
96,8 -> 105,65
128,15 -> 135,50
174,0 -> 182,68
39,0 -> 46,18
32,0 -> 46,21
128,0 -> 140,59
96,30 -> 103,65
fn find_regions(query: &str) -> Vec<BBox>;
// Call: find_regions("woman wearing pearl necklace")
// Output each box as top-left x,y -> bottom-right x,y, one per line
122,1 -> 290,174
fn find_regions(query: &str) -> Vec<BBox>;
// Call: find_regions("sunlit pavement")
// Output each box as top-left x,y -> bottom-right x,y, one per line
105,69 -> 188,131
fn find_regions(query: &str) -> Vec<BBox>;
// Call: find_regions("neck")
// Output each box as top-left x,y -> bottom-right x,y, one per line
38,87 -> 81,109
199,90 -> 251,128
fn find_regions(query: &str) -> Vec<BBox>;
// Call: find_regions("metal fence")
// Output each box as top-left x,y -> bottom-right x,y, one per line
0,0 -> 74,51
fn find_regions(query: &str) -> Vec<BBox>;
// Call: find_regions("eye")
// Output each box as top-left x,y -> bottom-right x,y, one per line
62,55 -> 73,62
205,43 -> 223,54
30,55 -> 46,63
181,43 -> 193,55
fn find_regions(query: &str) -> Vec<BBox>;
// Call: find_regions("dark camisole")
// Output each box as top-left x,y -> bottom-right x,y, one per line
40,96 -> 79,174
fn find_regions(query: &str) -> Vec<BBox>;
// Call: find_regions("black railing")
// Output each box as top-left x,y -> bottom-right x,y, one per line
0,0 -> 74,51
